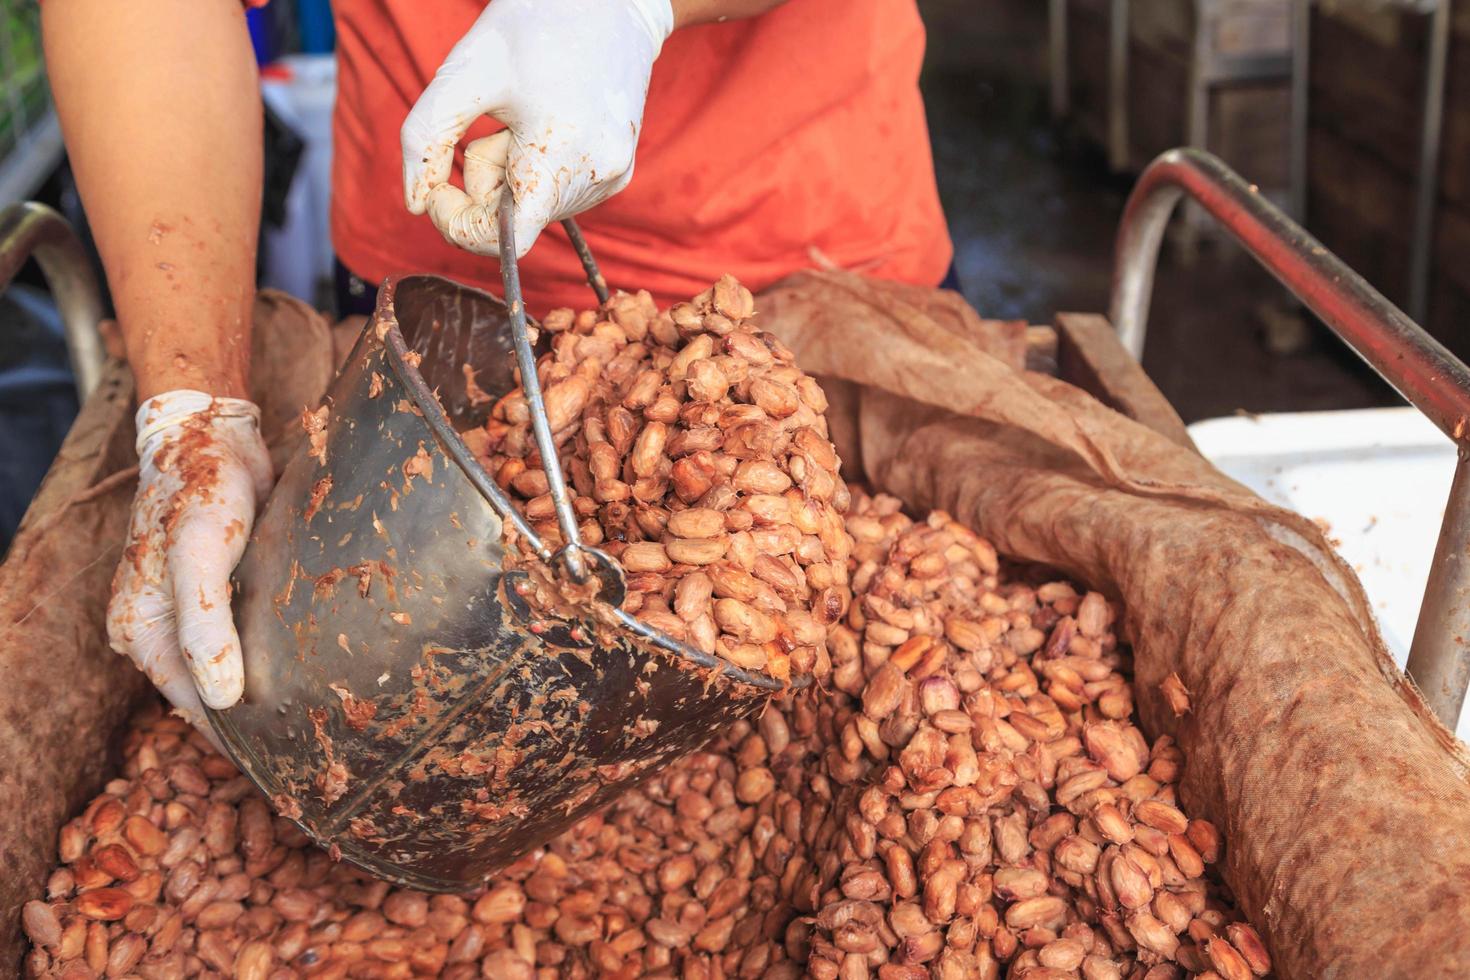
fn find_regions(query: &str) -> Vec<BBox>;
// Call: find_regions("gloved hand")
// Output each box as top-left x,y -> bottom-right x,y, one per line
108,391 -> 273,734
401,0 -> 674,257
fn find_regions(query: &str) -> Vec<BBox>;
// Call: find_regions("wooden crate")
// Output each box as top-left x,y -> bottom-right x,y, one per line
1064,0 -> 1118,157
1306,2 -> 1470,354
1128,47 -> 1290,188
917,0 -> 1050,81
1129,0 -> 1292,61
1058,0 -> 1292,190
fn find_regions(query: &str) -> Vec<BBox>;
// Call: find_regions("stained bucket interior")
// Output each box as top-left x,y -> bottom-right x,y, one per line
389,275 -> 537,430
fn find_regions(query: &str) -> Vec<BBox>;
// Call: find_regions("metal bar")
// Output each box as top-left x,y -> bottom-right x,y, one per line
496,193 -> 586,581
1408,0 -> 1452,325
1109,146 -> 1470,729
1107,0 -> 1130,172
561,218 -> 609,305
1049,0 -> 1070,120
1288,0 -> 1309,222
1407,452 -> 1470,727
0,202 -> 105,398
1110,148 -> 1470,443
610,607 -> 805,691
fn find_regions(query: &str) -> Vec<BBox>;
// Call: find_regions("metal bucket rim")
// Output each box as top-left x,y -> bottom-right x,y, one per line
372,274 -> 809,694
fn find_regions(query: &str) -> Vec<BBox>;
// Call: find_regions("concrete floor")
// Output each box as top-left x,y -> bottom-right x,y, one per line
922,70 -> 1398,424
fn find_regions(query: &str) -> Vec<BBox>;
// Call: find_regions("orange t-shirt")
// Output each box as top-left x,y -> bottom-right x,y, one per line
331,0 -> 952,315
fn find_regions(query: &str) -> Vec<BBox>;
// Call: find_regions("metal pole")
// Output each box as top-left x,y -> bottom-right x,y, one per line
1109,159 -> 1176,361
0,202 -> 105,399
1109,148 -> 1470,440
1110,147 -> 1470,729
1049,0 -> 1070,121
1287,0 -> 1310,223
1408,0 -> 1452,325
1408,453 -> 1470,728
496,194 -> 587,581
561,218 -> 609,305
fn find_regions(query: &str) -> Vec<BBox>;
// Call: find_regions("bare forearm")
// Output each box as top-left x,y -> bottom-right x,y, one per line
43,0 -> 262,400
671,0 -> 790,29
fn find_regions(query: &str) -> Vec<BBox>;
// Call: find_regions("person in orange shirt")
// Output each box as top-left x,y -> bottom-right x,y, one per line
41,0 -> 952,727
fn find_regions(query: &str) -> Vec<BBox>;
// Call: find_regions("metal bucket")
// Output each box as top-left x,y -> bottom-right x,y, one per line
208,273 -> 786,891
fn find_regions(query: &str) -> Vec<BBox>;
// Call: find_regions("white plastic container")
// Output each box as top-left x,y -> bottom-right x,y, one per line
1189,406 -> 1468,738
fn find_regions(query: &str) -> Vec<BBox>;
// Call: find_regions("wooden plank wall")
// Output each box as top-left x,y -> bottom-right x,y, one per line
1063,0 -> 1291,198
1307,3 -> 1470,352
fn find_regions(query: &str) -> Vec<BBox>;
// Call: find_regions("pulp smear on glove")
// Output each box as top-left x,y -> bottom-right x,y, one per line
462,276 -> 852,683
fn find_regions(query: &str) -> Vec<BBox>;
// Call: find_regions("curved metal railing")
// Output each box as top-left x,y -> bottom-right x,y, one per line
0,202 -> 105,398
1109,147 -> 1470,730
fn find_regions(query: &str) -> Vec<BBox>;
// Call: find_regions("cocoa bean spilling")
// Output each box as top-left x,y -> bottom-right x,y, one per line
462,276 -> 852,683
26,488 -> 1269,979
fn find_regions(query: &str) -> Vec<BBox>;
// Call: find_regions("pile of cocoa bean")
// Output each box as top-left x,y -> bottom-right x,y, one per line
801,489 -> 1270,980
461,276 -> 851,683
23,489 -> 1270,979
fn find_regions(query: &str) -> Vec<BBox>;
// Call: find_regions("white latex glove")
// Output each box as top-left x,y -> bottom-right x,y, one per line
108,391 -> 273,732
401,0 -> 674,257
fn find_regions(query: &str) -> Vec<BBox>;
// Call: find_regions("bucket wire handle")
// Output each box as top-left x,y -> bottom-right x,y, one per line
564,218 -> 610,306
496,194 -> 606,582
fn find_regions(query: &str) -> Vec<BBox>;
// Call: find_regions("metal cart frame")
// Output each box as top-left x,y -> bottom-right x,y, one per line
0,201 -> 104,398
1113,146 -> 1470,728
